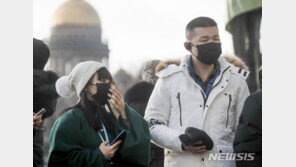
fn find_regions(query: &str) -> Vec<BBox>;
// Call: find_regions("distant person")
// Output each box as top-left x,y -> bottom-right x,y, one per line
48,61 -> 151,167
125,60 -> 165,167
125,60 -> 160,116
233,67 -> 262,167
144,17 -> 250,167
33,38 -> 59,167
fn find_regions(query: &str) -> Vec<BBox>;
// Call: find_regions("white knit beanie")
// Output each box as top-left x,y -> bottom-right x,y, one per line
55,61 -> 106,102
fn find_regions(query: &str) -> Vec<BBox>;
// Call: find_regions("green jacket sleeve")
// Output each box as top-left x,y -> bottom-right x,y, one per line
116,104 -> 151,166
48,110 -> 107,167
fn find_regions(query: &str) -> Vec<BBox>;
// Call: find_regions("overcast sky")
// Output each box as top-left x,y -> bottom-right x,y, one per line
33,0 -> 234,76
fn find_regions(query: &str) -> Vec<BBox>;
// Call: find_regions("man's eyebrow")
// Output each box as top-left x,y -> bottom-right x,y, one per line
198,35 -> 209,39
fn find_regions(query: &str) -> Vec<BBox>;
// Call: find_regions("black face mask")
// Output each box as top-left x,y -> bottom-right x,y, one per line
193,42 -> 222,65
93,83 -> 111,105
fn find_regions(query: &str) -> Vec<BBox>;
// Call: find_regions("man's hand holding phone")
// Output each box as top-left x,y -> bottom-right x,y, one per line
33,108 -> 46,130
33,113 -> 43,130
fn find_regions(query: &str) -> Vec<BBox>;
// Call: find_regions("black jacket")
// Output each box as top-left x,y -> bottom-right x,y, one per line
33,69 -> 59,167
125,81 -> 154,117
125,81 -> 164,167
33,69 -> 59,119
233,90 -> 262,167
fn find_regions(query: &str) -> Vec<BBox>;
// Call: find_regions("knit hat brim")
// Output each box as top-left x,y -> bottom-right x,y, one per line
55,61 -> 106,103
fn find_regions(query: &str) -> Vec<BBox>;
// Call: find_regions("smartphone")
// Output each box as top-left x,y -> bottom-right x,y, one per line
110,130 -> 127,145
34,108 -> 46,118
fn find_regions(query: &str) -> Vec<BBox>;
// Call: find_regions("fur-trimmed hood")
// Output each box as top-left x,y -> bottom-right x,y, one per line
155,55 -> 248,73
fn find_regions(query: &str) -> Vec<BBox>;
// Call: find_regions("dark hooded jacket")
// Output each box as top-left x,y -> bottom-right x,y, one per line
124,81 -> 164,167
233,68 -> 262,167
125,81 -> 164,167
33,38 -> 59,167
125,81 -> 155,117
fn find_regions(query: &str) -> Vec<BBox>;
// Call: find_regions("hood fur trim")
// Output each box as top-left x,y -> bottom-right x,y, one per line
155,55 -> 248,73
155,59 -> 181,73
222,55 -> 249,70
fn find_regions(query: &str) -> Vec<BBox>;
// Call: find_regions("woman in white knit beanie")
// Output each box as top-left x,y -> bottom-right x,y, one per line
48,61 -> 151,167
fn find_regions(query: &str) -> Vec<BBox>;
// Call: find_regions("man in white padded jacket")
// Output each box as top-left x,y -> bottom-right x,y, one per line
144,17 -> 250,167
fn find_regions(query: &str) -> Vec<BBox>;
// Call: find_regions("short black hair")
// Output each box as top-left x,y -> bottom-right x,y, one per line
33,38 -> 50,70
186,16 -> 218,40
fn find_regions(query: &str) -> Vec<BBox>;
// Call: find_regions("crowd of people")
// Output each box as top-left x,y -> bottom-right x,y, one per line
33,16 -> 262,167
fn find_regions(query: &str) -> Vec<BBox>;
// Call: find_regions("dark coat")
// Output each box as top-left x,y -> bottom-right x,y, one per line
125,81 -> 164,167
33,69 -> 59,167
233,90 -> 262,167
33,69 -> 59,119
125,81 -> 155,117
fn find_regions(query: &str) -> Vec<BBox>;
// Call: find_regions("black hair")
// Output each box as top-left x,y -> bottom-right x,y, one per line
59,67 -> 117,134
33,38 -> 50,70
96,67 -> 113,83
186,16 -> 218,40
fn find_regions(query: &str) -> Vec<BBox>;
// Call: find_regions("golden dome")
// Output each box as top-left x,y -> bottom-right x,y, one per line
51,0 -> 101,27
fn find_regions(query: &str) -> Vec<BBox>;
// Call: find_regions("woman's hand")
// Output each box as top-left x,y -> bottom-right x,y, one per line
99,140 -> 122,160
108,88 -> 127,119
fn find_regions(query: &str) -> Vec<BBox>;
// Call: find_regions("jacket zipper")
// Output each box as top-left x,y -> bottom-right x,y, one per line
226,94 -> 232,128
201,66 -> 230,108
207,66 -> 230,97
200,90 -> 207,110
176,92 -> 182,126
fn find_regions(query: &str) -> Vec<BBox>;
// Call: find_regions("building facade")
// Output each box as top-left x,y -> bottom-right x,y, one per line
48,0 -> 109,75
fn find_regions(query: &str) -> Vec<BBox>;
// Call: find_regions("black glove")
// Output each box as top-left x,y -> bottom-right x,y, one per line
179,127 -> 214,150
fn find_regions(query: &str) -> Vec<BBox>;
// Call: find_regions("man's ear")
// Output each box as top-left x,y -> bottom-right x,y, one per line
184,42 -> 192,51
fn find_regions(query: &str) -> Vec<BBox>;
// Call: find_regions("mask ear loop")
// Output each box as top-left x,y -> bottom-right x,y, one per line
187,43 -> 199,54
190,42 -> 199,49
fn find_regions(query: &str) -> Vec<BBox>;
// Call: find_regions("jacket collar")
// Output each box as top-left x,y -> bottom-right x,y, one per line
180,54 -> 231,73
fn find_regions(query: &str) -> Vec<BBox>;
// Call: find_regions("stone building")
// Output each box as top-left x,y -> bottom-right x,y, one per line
48,0 -> 109,76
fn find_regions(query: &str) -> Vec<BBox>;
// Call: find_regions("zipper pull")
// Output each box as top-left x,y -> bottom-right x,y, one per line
226,94 -> 232,128
176,92 -> 182,127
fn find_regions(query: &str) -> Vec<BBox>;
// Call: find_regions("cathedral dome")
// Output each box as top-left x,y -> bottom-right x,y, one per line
51,0 -> 101,27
